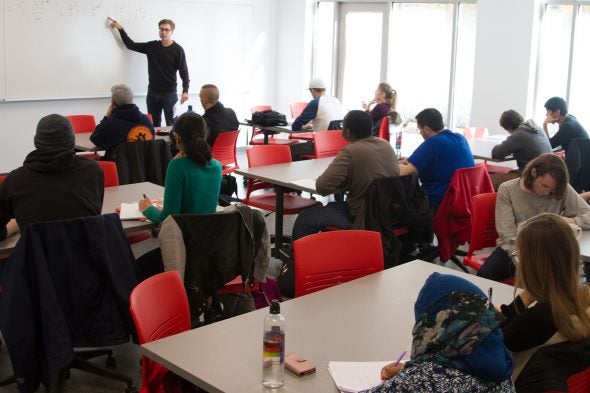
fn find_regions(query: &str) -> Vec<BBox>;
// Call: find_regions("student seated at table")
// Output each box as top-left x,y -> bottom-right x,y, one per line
478,153 -> 590,282
138,112 -> 221,222
91,83 -> 155,157
292,110 -> 399,241
542,96 -> 588,155
362,82 -> 397,125
0,114 -> 104,241
490,109 -> 552,189
362,272 -> 514,393
499,213 -> 590,380
398,108 -> 474,208
291,78 -> 344,132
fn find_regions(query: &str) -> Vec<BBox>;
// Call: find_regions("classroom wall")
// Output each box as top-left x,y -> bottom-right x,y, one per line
470,0 -> 540,134
0,0 -> 281,173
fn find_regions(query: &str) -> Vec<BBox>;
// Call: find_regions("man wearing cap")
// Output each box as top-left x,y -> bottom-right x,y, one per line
91,83 -> 155,157
292,78 -> 344,132
292,110 -> 399,240
0,114 -> 104,240
199,84 -> 239,146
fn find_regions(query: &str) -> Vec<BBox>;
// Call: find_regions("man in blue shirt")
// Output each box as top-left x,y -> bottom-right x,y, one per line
399,108 -> 474,207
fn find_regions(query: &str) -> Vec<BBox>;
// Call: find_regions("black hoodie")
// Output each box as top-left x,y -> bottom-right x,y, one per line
0,149 -> 104,239
90,104 -> 155,156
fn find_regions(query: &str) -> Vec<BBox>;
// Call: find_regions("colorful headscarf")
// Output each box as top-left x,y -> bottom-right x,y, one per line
411,272 -> 513,383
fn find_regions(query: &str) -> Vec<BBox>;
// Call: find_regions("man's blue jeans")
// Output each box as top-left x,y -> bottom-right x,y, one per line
292,202 -> 352,241
146,91 -> 178,127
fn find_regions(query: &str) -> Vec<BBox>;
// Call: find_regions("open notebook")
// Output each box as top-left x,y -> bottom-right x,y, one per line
328,360 -> 408,393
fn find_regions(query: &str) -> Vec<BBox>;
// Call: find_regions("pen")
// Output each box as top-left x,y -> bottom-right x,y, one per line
393,350 -> 407,367
143,194 -> 148,199
488,287 -> 493,308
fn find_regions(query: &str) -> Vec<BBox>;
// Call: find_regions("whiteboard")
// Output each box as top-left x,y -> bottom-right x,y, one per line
1,0 -> 254,101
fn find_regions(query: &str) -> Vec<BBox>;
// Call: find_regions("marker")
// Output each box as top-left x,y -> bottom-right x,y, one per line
143,194 -> 148,199
488,287 -> 493,308
393,350 -> 407,367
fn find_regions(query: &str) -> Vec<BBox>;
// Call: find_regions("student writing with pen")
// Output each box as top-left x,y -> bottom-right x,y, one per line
362,272 -> 514,392
477,153 -> 590,282
138,112 -> 221,223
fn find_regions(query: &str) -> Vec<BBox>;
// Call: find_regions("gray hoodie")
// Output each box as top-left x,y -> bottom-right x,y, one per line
491,119 -> 552,171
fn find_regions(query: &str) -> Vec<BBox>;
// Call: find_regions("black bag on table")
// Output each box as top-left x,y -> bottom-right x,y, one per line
252,110 -> 288,127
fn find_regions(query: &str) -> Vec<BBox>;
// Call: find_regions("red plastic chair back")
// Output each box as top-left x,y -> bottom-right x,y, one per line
251,105 -> 272,114
313,130 -> 350,158
130,271 -> 190,392
293,230 -> 384,297
462,127 -> 489,139
0,175 -> 5,183
544,367 -> 590,393
66,115 -> 96,134
245,145 -> 292,196
96,161 -> 119,187
463,193 -> 498,271
290,102 -> 308,118
378,116 -> 390,141
211,130 -> 240,175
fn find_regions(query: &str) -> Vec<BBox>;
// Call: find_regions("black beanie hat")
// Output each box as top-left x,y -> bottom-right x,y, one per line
344,110 -> 373,139
34,114 -> 75,151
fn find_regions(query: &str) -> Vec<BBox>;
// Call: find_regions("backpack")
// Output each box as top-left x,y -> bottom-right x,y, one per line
252,110 -> 288,127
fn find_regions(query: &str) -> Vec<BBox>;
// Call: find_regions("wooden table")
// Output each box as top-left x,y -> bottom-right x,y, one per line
0,182 -> 164,257
236,158 -> 333,260
141,260 -> 517,393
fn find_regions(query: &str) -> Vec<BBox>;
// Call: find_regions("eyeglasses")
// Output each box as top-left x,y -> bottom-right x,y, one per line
510,251 -> 519,264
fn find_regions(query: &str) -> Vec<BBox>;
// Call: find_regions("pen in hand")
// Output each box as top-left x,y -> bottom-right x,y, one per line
487,287 -> 493,309
143,194 -> 148,199
393,350 -> 407,367
380,350 -> 407,380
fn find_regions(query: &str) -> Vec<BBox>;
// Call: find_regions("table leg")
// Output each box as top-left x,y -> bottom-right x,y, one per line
273,186 -> 285,258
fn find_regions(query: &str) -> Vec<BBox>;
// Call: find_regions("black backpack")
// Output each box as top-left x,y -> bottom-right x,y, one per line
251,110 -> 288,127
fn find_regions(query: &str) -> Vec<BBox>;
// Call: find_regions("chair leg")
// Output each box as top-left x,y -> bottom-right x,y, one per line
68,356 -> 135,391
449,255 -> 469,273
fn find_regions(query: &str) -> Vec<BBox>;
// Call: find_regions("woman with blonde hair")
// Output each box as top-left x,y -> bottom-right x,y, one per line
362,82 -> 397,124
500,212 -> 590,380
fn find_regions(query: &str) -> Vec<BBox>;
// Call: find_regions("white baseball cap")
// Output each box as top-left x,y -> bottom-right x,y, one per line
308,78 -> 326,89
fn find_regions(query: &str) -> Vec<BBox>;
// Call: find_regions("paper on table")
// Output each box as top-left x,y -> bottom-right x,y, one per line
290,178 -> 317,191
328,360 -> 408,393
119,202 -> 144,220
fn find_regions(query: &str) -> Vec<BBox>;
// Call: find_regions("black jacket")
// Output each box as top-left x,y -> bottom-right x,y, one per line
104,139 -> 172,186
204,101 -> 239,146
362,174 -> 433,268
90,104 -> 155,156
565,138 -> 590,193
0,214 -> 139,392
0,149 -> 104,237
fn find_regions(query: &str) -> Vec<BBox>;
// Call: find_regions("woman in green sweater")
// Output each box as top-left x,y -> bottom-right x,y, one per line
139,112 -> 222,222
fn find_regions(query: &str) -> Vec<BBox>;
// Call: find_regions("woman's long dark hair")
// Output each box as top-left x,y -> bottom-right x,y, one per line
173,112 -> 212,166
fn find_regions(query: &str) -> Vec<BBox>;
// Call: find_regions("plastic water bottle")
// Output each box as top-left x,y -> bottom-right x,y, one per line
262,300 -> 285,388
187,105 -> 193,112
394,125 -> 402,156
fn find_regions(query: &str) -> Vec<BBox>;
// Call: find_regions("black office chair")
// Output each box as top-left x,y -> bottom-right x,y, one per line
0,214 -> 139,393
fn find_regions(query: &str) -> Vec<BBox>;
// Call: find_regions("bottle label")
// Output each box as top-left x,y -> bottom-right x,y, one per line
263,327 -> 285,363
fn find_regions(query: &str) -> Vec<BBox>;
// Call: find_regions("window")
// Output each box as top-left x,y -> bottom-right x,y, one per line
313,1 -> 477,128
535,2 -> 590,128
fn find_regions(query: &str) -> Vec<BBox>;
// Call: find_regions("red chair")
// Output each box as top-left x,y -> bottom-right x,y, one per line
96,161 -> 119,188
243,145 -> 321,214
129,271 -> 190,393
312,130 -> 350,159
211,130 -> 240,175
462,193 -> 497,271
145,113 -> 153,124
462,127 -> 489,139
289,102 -> 314,141
378,116 -> 390,141
425,164 -> 494,271
293,230 -> 384,297
250,106 -> 297,146
66,114 -> 96,133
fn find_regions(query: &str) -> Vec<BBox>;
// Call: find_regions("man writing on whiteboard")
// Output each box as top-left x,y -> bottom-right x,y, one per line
109,18 -> 190,127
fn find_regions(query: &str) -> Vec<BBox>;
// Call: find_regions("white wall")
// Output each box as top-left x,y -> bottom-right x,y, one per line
0,0 -> 280,173
470,0 -> 540,134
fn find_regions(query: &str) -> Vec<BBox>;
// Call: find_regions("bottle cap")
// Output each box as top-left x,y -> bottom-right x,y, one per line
270,299 -> 280,314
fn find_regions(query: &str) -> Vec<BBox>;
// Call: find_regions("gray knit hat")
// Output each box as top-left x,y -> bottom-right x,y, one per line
34,114 -> 75,151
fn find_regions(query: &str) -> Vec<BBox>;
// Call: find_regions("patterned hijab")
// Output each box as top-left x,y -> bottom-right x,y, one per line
411,272 -> 513,383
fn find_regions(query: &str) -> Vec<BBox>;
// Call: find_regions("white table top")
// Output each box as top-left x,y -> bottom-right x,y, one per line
0,182 -> 164,256
141,260 -> 517,393
579,230 -> 590,262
